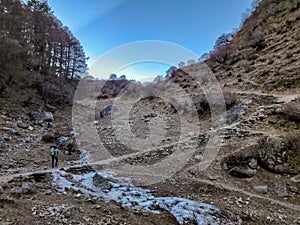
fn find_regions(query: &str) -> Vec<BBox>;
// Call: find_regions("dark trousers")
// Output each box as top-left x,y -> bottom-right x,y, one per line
51,156 -> 58,167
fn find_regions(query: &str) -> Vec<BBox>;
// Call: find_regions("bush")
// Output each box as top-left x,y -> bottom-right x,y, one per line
223,91 -> 238,109
208,42 -> 233,63
278,102 -> 300,122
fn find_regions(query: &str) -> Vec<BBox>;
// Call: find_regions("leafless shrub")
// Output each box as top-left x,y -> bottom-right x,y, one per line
278,102 -> 300,122
223,91 -> 238,109
208,42 -> 234,63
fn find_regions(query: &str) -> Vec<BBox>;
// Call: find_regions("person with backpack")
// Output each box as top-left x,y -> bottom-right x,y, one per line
49,145 -> 59,168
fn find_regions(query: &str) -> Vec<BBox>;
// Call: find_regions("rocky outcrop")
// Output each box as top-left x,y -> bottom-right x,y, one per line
257,135 -> 300,174
223,149 -> 258,178
92,173 -> 112,190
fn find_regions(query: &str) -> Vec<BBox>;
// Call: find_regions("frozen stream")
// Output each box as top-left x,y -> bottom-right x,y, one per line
52,170 -> 230,225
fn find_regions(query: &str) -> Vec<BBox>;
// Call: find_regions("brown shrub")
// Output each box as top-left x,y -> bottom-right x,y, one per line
208,42 -> 234,63
42,133 -> 56,143
279,102 -> 300,122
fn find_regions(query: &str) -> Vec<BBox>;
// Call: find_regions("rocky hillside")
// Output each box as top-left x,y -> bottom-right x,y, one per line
206,0 -> 300,92
0,0 -> 300,225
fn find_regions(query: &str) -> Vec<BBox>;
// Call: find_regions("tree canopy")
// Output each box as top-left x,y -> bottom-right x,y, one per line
0,0 -> 87,102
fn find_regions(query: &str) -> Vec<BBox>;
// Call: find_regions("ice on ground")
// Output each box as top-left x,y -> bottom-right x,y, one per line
52,170 -> 230,225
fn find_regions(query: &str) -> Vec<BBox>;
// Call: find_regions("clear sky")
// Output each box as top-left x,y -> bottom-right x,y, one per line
47,0 -> 253,81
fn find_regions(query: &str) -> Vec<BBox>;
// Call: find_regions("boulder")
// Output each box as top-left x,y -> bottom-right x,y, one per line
10,183 -> 35,195
229,166 -> 257,178
29,111 -> 54,123
17,122 -> 29,129
223,151 -> 258,178
100,105 -> 112,118
93,173 -> 112,190
274,182 -> 290,197
257,135 -> 300,174
10,187 -> 23,195
43,112 -> 54,122
253,185 -> 269,195
21,183 -> 35,194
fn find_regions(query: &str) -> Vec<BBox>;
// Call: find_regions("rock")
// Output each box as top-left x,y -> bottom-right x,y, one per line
288,185 -> 299,193
274,182 -> 290,197
0,140 -> 5,149
24,136 -> 34,143
10,183 -> 35,195
3,115 -> 13,121
45,190 -> 52,195
62,207 -> 73,218
208,175 -> 218,181
0,186 -> 4,194
257,136 -> 300,174
290,175 -> 300,183
194,154 -> 203,161
43,112 -> 54,122
254,185 -> 269,195
100,105 -> 112,118
188,167 -> 198,176
223,152 -> 257,178
229,166 -> 257,178
265,80 -> 276,85
74,193 -> 81,198
1,135 -> 11,141
29,111 -> 54,123
248,158 -> 258,169
18,122 -> 29,129
58,136 -> 69,147
22,183 -> 35,194
226,105 -> 248,123
93,173 -> 112,190
10,187 -> 23,195
42,122 -> 53,129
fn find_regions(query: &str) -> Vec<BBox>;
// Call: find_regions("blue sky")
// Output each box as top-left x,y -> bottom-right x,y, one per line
47,0 -> 253,81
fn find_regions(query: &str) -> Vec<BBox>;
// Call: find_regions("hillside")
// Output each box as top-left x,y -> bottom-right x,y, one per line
0,0 -> 300,225
207,0 -> 300,92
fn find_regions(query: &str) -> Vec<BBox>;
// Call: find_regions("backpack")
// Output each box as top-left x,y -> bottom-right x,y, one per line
49,146 -> 58,156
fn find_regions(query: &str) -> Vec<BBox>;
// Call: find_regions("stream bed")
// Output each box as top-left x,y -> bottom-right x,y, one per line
52,169 -> 231,225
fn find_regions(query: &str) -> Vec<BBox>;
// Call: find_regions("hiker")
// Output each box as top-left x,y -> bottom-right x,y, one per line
49,145 -> 59,168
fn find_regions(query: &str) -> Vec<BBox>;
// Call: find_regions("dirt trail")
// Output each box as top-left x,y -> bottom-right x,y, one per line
189,177 -> 300,212
0,167 -> 60,184
1,160 -> 299,213
237,91 -> 299,103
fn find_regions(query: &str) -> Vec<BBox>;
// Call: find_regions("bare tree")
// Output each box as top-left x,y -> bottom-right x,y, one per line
178,61 -> 185,68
